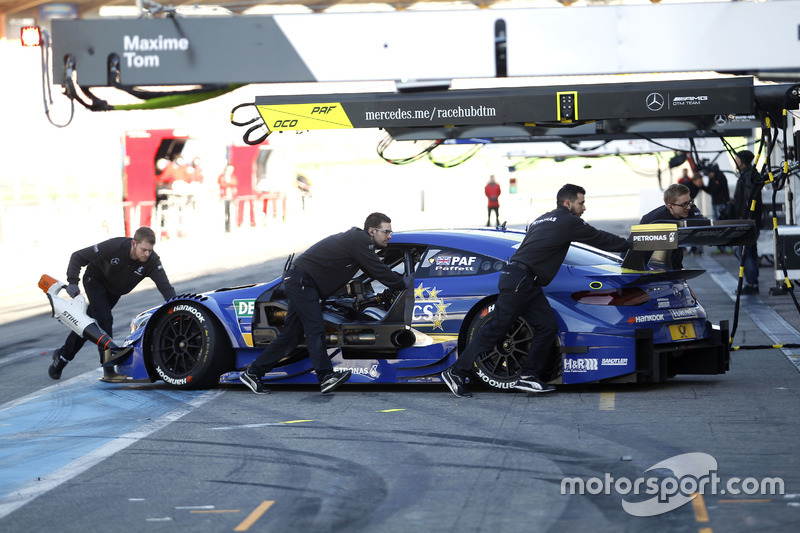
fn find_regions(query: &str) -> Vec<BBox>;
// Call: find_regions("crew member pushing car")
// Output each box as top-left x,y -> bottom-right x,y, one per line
48,226 -> 176,382
240,212 -> 407,395
442,184 -> 630,398
639,183 -> 705,269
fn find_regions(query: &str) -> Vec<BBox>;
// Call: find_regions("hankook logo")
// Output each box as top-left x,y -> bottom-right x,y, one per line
646,92 -> 665,112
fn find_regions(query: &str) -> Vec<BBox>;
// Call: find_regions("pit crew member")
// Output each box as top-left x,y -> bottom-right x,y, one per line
639,183 -> 705,269
442,184 -> 630,398
239,212 -> 407,395
48,226 -> 176,381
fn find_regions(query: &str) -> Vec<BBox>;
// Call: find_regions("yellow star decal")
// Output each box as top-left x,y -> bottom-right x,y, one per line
412,284 -> 450,331
414,283 -> 429,299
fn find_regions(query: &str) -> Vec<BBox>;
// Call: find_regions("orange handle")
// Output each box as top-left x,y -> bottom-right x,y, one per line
38,274 -> 59,293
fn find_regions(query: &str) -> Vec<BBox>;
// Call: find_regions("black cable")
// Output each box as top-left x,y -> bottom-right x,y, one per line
39,30 -> 73,127
562,140 -> 611,152
733,343 -> 800,351
427,143 -> 483,168
230,102 -> 262,127
61,57 -> 97,110
376,134 -> 440,165
615,153 -> 661,177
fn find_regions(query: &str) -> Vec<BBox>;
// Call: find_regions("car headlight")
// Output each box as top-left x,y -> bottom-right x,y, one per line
130,311 -> 154,334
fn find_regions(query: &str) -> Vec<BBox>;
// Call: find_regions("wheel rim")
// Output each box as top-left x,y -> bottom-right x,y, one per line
476,317 -> 532,380
154,312 -> 205,375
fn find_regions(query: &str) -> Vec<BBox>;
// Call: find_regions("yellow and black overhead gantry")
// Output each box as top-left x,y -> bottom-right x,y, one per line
231,77 -> 799,145
39,1 -> 800,118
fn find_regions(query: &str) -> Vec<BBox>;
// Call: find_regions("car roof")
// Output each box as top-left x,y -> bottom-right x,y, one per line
390,228 -> 525,260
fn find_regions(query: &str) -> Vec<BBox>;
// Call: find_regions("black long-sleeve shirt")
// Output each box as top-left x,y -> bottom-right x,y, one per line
701,172 -> 730,205
66,236 -> 175,299
511,206 -> 630,286
292,227 -> 405,298
732,164 -> 763,224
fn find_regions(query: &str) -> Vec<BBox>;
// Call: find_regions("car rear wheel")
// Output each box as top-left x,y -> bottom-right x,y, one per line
462,305 -> 531,391
149,302 -> 231,389
464,303 -> 559,391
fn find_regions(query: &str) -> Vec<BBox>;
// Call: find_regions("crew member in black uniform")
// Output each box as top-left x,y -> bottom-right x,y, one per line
48,226 -> 176,382
240,212 -> 407,395
441,184 -> 630,398
639,183 -> 705,269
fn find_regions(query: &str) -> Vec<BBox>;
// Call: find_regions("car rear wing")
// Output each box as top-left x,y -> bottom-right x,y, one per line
622,219 -> 757,271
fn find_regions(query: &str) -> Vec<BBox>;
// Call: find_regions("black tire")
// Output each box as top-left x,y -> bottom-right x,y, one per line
464,303 -> 558,391
149,302 -> 231,389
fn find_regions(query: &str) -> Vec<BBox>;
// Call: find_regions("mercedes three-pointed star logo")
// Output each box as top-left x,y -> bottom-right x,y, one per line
646,92 -> 665,112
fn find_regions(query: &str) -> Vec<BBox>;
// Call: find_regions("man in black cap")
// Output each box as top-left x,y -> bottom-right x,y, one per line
732,150 -> 762,293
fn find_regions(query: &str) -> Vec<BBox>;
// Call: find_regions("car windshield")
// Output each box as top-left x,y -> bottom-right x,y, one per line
565,244 -> 624,266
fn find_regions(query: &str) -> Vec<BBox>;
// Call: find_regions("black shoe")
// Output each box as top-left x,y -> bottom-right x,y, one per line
441,367 -> 472,398
48,349 -> 68,380
320,370 -> 351,394
740,283 -> 759,295
99,368 -> 128,383
239,366 -> 270,394
514,375 -> 556,393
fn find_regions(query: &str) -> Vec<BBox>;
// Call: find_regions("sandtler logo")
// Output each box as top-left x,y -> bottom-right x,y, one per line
560,452 -> 784,517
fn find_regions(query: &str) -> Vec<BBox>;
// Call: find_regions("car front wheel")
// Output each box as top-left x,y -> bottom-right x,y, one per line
149,302 -> 231,389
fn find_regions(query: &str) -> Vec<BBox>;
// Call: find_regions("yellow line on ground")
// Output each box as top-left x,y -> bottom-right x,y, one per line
377,409 -> 406,412
699,528 -> 713,533
599,392 -> 615,411
282,420 -> 314,424
692,493 -> 710,522
234,500 -> 274,531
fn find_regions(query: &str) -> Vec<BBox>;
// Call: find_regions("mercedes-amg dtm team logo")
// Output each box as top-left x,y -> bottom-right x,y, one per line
646,92 -> 665,111
714,115 -> 728,126
793,241 -> 800,257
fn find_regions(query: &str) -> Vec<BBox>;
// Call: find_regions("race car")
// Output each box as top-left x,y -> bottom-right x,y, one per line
114,221 -> 755,391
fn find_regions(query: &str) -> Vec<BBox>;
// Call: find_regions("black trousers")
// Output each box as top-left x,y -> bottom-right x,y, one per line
454,263 -> 558,377
249,269 -> 333,381
487,206 -> 500,226
60,277 -> 121,363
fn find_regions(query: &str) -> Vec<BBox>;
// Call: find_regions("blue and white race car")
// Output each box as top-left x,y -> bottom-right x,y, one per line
117,223 -> 753,390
